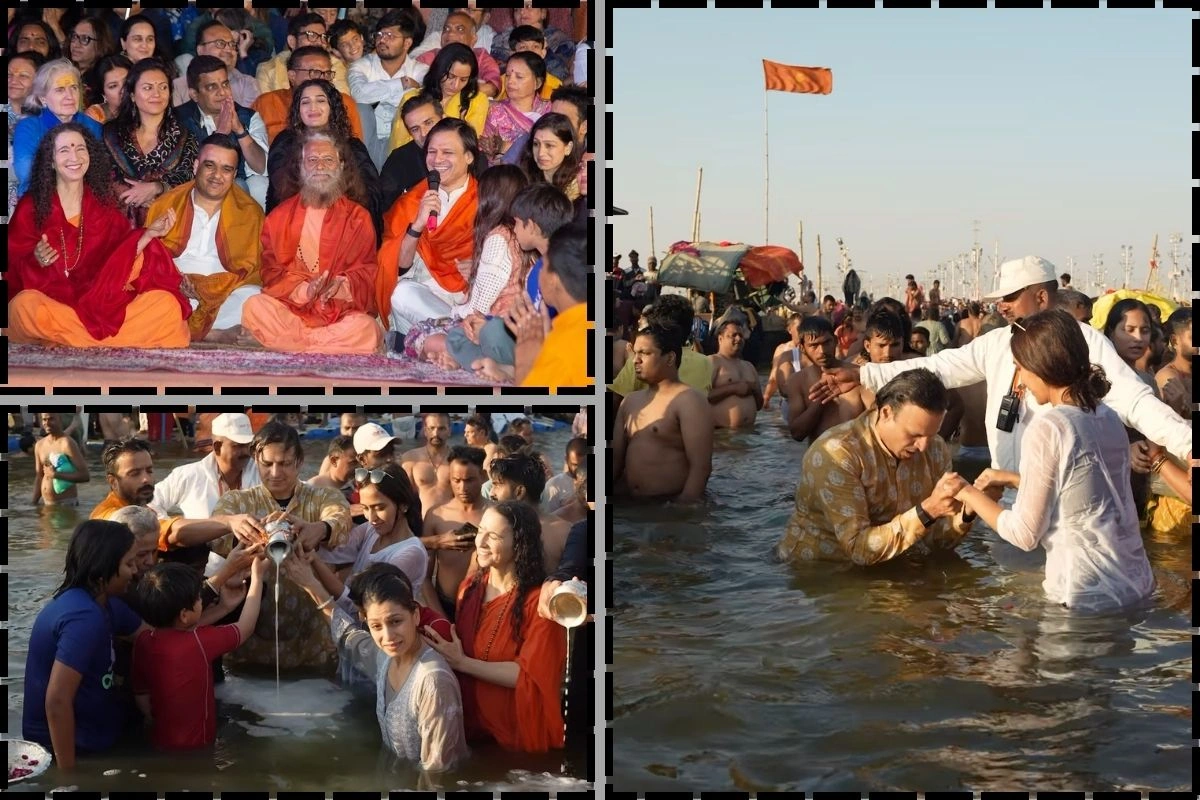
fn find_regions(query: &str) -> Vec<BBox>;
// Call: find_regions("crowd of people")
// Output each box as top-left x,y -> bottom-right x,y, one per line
5,6 -> 592,388
21,410 -> 592,777
611,254 -> 1192,613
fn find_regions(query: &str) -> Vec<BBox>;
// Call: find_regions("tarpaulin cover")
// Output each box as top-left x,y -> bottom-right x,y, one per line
1088,289 -> 1178,330
657,242 -> 803,292
739,245 -> 804,287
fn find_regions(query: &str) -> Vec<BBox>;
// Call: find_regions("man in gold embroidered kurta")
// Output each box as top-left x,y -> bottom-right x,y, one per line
777,409 -> 974,565
212,482 -> 350,671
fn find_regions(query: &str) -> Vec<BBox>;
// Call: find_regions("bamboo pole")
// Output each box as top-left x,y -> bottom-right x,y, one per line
691,168 -> 703,242
764,90 -> 770,243
816,235 -> 823,302
649,206 -> 656,263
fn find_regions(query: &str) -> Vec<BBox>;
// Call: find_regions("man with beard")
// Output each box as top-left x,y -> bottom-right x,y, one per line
784,316 -> 868,444
352,422 -> 400,469
151,413 -> 262,520
240,130 -> 383,354
420,445 -> 488,621
487,452 -> 569,572
613,324 -> 713,502
400,412 -> 453,512
32,412 -> 90,506
707,319 -> 763,428
208,421 -> 351,672
810,256 -> 1192,506
144,134 -> 264,345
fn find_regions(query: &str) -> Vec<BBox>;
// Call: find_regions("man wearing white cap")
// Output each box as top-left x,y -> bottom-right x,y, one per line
151,413 -> 263,520
810,255 -> 1192,506
352,421 -> 399,469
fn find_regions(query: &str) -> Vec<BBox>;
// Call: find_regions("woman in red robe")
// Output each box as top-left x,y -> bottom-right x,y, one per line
425,500 -> 566,753
7,122 -> 191,348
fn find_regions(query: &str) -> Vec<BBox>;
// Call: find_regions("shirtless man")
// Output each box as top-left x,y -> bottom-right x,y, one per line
308,435 -> 357,496
463,414 -> 499,475
339,412 -> 368,437
32,412 -> 90,505
420,445 -> 488,621
763,313 -> 805,407
707,320 -> 763,428
554,462 -> 589,524
784,316 -> 867,443
1155,308 -> 1191,420
954,301 -> 984,347
401,413 -> 453,512
98,412 -> 136,447
614,325 -> 713,502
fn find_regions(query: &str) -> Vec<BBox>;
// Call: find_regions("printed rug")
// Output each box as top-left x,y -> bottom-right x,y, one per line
7,344 -> 500,387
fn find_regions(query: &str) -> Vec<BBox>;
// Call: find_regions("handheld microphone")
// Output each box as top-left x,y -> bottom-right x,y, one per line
427,170 -> 441,231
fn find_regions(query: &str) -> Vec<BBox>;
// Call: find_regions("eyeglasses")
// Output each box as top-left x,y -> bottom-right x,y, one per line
296,30 -> 329,43
70,33 -> 97,45
201,39 -> 238,51
355,468 -> 394,486
292,68 -> 335,80
374,30 -> 407,42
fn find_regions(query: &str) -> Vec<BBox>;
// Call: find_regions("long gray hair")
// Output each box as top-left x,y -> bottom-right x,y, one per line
25,58 -> 83,114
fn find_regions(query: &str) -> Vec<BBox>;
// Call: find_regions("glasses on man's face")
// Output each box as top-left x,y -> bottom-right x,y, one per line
294,68 -> 335,80
70,33 -> 97,45
354,468 -> 392,486
297,30 -> 329,43
374,30 -> 406,42
201,39 -> 238,51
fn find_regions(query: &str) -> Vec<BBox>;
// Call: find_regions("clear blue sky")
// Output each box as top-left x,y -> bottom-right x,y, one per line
612,8 -> 1191,300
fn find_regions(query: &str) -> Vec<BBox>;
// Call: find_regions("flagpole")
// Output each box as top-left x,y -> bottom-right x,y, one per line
764,89 -> 770,244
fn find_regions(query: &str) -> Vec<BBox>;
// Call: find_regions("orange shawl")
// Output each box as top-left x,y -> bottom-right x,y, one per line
261,194 -> 379,325
148,181 -> 265,340
91,491 -> 176,550
375,176 -> 478,321
454,573 -> 566,753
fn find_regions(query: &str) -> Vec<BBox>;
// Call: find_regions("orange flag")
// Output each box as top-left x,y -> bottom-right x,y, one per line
762,60 -> 833,95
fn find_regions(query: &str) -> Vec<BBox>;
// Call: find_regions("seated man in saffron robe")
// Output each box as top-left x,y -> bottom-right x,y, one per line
376,118 -> 480,336
145,133 -> 264,345
7,123 -> 191,349
240,130 -> 383,354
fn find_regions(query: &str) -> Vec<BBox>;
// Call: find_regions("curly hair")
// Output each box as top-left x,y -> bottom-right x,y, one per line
471,164 -> 529,282
286,78 -> 353,141
29,122 -> 119,227
518,112 -> 581,197
424,42 -> 479,119
488,500 -> 546,645
108,57 -> 175,141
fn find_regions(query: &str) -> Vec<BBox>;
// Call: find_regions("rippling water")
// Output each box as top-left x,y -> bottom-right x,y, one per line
6,429 -> 586,791
612,408 -> 1190,791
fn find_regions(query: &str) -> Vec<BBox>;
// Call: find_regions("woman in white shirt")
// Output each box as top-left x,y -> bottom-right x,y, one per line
955,309 -> 1155,613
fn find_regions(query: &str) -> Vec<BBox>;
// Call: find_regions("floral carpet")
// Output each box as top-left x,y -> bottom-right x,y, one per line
7,344 -> 499,387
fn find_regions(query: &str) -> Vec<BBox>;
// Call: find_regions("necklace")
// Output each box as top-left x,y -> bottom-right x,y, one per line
296,242 -> 319,273
59,214 -> 85,277
480,584 -> 515,661
427,446 -> 446,469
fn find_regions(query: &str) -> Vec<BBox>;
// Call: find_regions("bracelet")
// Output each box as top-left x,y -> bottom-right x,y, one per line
321,521 -> 333,542
1149,455 -> 1168,473
915,503 -> 936,528
405,225 -> 422,238
315,596 -> 334,611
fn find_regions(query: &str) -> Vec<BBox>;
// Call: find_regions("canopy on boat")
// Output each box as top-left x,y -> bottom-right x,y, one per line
657,241 -> 803,293
1088,289 -> 1178,330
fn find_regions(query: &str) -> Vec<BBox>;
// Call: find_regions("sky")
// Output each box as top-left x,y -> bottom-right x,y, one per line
611,8 -> 1192,301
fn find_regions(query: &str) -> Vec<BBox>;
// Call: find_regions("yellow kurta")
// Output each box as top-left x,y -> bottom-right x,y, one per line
211,482 -> 350,671
776,412 -> 973,565
387,88 -> 489,151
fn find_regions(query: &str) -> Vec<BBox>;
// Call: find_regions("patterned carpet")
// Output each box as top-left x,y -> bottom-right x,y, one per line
7,343 -> 500,386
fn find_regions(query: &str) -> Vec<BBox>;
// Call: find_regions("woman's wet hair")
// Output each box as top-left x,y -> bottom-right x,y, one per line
874,368 -> 949,414
358,462 -> 423,537
488,501 -> 547,643
136,562 -> 204,627
354,565 -> 419,614
348,562 -> 410,608
1011,309 -> 1110,413
56,520 -> 135,598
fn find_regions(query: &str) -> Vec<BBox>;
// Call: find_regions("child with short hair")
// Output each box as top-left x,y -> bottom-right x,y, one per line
132,557 -> 267,749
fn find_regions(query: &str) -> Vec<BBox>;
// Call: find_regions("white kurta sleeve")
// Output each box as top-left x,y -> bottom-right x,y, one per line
415,669 -> 468,772
861,327 -> 993,392
995,414 -> 1061,552
452,233 -> 514,319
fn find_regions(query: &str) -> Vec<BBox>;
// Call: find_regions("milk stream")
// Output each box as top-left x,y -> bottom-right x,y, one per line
267,553 -> 285,694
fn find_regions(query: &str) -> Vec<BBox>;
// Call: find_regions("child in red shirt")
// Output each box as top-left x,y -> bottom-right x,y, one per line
132,557 -> 267,749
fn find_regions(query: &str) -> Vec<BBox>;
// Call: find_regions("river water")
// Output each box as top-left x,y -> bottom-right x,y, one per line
611,404 -> 1190,792
6,428 -> 590,792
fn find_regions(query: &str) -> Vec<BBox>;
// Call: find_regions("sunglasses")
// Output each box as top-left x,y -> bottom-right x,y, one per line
354,468 -> 391,486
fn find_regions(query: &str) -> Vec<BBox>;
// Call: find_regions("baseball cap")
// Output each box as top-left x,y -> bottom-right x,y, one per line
211,413 -> 254,444
353,422 -> 397,453
982,256 -> 1058,301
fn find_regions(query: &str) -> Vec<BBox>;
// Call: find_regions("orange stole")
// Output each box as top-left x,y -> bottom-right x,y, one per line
258,194 -> 378,325
454,578 -> 566,753
148,181 -> 265,340
91,491 -> 176,550
375,177 -> 478,320
254,88 -> 364,145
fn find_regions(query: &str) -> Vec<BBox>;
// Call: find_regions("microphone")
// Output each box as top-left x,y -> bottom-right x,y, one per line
426,170 -> 441,231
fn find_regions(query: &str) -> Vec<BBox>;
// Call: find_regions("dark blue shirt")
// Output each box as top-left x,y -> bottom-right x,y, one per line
13,109 -> 104,196
23,589 -> 141,753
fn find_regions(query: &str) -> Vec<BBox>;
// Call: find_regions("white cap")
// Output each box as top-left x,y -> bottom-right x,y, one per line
211,413 -> 254,444
981,256 -> 1058,301
353,422 -> 396,453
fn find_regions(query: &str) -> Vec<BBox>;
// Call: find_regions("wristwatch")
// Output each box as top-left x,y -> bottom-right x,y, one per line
405,225 -> 422,238
233,128 -> 250,139
915,503 -> 936,528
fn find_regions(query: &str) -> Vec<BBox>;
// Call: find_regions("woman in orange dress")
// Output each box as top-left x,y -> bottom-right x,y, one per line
425,500 -> 565,753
